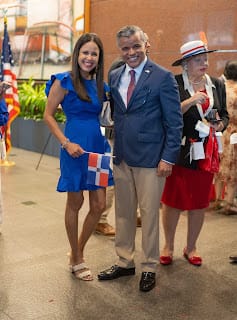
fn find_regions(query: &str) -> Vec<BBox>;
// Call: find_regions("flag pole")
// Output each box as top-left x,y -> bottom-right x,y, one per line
0,127 -> 15,167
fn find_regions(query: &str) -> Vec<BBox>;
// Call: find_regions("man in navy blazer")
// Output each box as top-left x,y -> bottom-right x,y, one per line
98,25 -> 183,292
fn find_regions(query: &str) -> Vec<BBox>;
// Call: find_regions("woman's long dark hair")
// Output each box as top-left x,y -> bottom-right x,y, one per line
71,33 -> 104,104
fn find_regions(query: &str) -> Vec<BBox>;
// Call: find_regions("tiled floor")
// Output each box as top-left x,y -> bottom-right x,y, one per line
0,147 -> 237,320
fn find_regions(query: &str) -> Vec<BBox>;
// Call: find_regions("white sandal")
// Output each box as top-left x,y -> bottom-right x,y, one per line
70,262 -> 93,281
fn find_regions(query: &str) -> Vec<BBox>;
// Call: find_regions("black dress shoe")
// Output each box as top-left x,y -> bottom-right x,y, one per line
139,272 -> 156,292
229,255 -> 237,263
97,265 -> 135,280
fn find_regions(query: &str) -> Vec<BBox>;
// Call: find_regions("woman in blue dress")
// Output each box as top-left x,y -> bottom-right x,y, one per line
44,33 -> 113,281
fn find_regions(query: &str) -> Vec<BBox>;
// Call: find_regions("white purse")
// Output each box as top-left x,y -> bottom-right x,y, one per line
99,101 -> 114,127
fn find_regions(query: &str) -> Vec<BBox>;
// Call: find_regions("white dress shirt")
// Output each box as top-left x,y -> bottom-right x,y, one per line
119,56 -> 147,107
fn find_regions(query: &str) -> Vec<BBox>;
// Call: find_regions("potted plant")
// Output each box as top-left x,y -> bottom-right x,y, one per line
11,78 -> 66,157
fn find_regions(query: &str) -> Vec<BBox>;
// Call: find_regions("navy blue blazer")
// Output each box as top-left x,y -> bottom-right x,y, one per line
109,59 -> 183,168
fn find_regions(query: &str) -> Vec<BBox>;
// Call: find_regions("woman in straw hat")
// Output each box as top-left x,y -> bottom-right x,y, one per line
160,40 -> 229,266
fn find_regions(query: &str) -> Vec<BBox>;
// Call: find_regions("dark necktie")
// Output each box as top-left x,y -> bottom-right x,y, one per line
127,69 -> 136,104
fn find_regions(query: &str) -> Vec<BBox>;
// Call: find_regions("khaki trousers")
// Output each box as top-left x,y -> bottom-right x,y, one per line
99,185 -> 114,223
114,161 -> 165,272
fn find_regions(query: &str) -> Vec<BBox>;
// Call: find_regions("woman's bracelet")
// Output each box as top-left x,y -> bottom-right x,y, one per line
61,138 -> 70,149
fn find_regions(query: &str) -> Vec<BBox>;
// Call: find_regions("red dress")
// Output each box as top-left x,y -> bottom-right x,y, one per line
161,91 -> 214,210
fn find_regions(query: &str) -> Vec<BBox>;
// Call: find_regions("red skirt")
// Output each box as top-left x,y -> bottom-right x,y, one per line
161,165 -> 214,210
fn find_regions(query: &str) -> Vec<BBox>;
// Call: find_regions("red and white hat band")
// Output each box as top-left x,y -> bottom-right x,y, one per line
182,45 -> 206,59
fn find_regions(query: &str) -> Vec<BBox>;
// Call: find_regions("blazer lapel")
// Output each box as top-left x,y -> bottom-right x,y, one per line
112,67 -> 127,111
127,61 -> 152,107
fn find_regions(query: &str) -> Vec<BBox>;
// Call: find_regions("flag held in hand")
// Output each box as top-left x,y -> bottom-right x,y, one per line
87,153 -> 111,187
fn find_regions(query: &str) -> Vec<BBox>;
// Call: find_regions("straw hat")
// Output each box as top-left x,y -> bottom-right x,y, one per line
172,40 -> 216,66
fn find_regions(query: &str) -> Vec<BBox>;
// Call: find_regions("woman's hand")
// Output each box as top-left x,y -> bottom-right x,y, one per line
210,121 -> 224,132
64,142 -> 85,158
191,91 -> 209,105
181,91 -> 209,114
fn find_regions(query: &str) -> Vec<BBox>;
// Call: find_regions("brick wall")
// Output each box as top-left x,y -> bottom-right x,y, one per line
89,0 -> 237,80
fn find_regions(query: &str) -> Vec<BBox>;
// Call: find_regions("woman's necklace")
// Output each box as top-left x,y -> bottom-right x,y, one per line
189,76 -> 205,85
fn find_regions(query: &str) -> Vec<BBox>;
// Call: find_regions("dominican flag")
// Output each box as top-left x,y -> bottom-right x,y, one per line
87,153 -> 111,187
0,16 -> 20,153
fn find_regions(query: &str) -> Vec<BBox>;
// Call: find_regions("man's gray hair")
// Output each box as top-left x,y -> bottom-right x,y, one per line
116,25 -> 146,45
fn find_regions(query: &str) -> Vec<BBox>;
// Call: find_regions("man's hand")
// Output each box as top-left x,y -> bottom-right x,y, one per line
157,160 -> 173,177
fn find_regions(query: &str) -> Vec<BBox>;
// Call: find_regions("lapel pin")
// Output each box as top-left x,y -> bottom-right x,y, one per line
145,70 -> 150,73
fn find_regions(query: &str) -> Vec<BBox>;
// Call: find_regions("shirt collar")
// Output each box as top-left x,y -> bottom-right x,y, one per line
183,70 -> 215,92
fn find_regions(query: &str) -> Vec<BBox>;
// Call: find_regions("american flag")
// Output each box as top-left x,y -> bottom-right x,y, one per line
87,152 -> 111,187
0,16 -> 20,153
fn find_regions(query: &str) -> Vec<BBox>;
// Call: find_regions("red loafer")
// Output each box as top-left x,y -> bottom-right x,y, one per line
159,255 -> 173,265
183,248 -> 202,266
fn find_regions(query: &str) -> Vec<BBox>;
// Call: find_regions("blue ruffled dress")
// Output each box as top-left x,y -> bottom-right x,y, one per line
45,72 -> 114,192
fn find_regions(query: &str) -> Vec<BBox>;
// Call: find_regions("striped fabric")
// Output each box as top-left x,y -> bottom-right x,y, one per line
0,16 -> 20,153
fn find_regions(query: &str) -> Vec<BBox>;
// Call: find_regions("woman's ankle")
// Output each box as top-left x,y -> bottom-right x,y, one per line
161,246 -> 173,256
